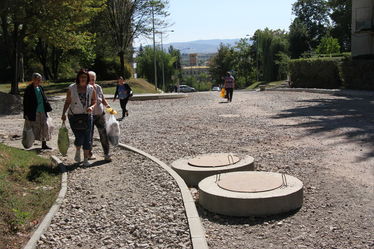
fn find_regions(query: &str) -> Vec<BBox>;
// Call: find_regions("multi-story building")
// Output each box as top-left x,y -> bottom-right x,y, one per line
352,0 -> 374,57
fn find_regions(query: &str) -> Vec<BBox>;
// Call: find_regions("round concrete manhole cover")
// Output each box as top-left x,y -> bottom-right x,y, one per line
188,153 -> 240,167
217,172 -> 284,193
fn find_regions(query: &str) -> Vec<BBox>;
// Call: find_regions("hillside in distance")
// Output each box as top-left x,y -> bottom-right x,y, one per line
165,39 -> 240,54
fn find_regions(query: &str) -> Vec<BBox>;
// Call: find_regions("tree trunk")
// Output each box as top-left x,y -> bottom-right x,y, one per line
119,50 -> 125,78
51,47 -> 62,81
10,24 -> 19,95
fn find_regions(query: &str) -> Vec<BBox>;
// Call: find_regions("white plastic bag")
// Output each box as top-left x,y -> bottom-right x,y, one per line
47,115 -> 55,134
22,125 -> 35,149
106,114 -> 120,146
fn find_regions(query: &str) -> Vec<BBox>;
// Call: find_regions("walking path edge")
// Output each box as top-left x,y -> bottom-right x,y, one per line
23,156 -> 67,249
118,143 -> 209,249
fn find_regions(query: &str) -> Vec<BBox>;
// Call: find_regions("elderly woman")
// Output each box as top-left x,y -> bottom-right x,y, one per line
61,69 -> 96,167
88,71 -> 111,162
23,73 -> 53,150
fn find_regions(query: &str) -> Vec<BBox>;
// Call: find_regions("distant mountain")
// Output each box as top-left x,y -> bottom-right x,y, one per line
165,39 -> 241,54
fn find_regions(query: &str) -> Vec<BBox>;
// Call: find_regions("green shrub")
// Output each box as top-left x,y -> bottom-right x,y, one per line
289,58 -> 342,89
341,57 -> 374,90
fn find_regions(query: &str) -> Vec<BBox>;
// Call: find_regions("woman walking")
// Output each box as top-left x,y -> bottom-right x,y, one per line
88,71 -> 111,162
61,69 -> 96,167
113,76 -> 132,121
23,73 -> 53,150
224,72 -> 235,103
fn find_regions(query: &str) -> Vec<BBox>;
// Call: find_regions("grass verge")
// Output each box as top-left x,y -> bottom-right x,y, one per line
0,78 -> 159,96
246,80 -> 287,90
0,143 -> 60,248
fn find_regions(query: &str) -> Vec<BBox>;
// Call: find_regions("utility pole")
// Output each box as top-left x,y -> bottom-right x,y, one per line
151,2 -> 158,91
160,32 -> 165,92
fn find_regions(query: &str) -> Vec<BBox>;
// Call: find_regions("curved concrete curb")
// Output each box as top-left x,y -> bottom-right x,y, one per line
23,156 -> 67,249
104,93 -> 188,101
118,143 -> 209,249
264,87 -> 374,97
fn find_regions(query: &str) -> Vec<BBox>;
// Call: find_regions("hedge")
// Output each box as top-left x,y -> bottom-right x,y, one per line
289,58 -> 342,89
341,57 -> 374,90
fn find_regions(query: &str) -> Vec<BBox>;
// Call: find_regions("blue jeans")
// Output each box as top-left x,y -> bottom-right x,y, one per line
68,115 -> 93,150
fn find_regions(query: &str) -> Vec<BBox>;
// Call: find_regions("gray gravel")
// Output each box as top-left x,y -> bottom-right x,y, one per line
1,90 -> 374,249
111,91 -> 374,249
37,147 -> 190,249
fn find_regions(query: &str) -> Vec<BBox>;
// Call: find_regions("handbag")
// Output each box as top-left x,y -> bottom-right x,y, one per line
69,114 -> 89,130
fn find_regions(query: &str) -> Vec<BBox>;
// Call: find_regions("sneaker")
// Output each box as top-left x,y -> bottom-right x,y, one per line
104,154 -> 112,162
74,149 -> 81,163
83,159 -> 91,167
42,145 -> 52,150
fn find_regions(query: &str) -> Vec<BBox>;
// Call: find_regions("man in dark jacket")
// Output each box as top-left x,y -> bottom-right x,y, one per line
23,73 -> 53,150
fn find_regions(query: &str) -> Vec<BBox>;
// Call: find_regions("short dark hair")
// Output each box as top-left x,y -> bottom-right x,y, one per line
76,69 -> 90,85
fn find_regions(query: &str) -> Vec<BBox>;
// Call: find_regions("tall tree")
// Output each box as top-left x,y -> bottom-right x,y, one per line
233,38 -> 254,85
104,0 -> 169,78
0,0 -> 105,94
289,19 -> 310,58
208,43 -> 235,85
328,0 -> 352,51
292,0 -> 330,49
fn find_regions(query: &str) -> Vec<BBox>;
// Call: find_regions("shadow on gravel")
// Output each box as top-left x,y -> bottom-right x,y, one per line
273,94 -> 374,160
196,202 -> 299,225
64,160 -> 110,172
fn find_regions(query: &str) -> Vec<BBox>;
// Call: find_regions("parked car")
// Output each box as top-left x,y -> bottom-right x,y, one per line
211,86 -> 221,91
178,85 -> 196,93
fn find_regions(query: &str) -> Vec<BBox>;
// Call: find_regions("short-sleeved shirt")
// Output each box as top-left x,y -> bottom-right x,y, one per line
118,85 -> 129,99
224,76 -> 235,89
34,87 -> 45,113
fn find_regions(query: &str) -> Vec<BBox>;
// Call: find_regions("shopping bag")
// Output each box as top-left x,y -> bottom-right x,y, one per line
220,88 -> 226,98
106,114 -> 120,146
22,124 -> 35,149
47,115 -> 55,134
57,122 -> 69,156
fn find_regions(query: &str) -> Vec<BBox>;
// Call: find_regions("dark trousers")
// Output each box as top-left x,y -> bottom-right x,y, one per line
91,114 -> 110,155
120,98 -> 129,117
226,88 -> 234,102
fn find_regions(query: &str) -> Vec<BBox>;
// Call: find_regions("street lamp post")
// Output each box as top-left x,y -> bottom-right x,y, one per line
151,3 -> 157,91
158,30 -> 174,92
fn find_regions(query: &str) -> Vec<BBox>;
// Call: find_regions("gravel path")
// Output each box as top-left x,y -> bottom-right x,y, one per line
1,90 -> 374,249
111,91 -> 374,249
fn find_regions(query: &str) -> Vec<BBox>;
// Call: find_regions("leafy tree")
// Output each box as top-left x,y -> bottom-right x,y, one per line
253,29 -> 289,82
233,38 -> 254,85
136,46 -> 177,90
0,0 -> 105,94
289,19 -> 310,58
328,0 -> 352,51
104,0 -> 169,78
316,36 -> 341,54
292,0 -> 330,49
208,43 -> 235,85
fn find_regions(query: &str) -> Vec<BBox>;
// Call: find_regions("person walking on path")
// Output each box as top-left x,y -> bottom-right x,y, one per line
113,76 -> 132,121
88,71 -> 112,162
23,73 -> 53,150
224,72 -> 235,103
61,69 -> 96,167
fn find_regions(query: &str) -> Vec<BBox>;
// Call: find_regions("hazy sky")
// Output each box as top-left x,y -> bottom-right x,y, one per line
136,0 -> 296,46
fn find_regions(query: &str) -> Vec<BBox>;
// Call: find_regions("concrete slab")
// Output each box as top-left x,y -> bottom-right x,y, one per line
199,171 -> 303,217
171,154 -> 255,187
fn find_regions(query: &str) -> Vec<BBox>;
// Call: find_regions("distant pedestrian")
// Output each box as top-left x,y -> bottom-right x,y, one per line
88,71 -> 111,162
23,73 -> 53,150
224,72 -> 235,102
113,76 -> 132,121
61,69 -> 97,167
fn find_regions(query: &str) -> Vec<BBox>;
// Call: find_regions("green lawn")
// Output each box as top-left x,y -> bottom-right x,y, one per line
0,144 -> 60,248
0,78 -> 159,96
246,80 -> 287,90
